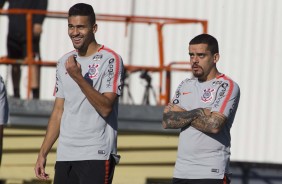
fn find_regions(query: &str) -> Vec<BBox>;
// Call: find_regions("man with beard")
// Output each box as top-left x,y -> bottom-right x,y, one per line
162,34 -> 240,184
34,3 -> 124,184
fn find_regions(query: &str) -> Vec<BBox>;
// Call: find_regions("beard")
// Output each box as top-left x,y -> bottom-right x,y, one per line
192,64 -> 204,78
192,71 -> 204,78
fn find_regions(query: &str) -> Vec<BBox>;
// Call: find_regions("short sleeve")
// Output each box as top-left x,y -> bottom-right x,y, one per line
211,80 -> 240,118
171,80 -> 185,105
54,60 -> 65,98
100,56 -> 124,95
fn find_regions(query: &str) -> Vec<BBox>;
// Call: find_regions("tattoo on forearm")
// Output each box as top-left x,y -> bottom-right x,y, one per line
190,112 -> 226,133
162,106 -> 226,133
162,108 -> 205,129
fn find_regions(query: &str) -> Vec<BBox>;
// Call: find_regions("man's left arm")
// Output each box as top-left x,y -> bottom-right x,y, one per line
190,110 -> 226,134
193,80 -> 241,134
162,104 -> 226,133
185,80 -> 240,133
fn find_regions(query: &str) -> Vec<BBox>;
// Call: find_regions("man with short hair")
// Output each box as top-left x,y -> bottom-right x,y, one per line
162,34 -> 240,184
34,3 -> 124,184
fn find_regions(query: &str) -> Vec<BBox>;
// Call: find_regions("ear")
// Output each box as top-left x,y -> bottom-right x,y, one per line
93,24 -> 98,33
213,53 -> 220,64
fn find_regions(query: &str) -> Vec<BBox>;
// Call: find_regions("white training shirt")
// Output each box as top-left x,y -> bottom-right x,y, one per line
172,74 -> 240,179
54,45 -> 124,162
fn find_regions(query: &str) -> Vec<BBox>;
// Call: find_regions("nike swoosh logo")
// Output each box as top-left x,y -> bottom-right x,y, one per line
182,92 -> 192,95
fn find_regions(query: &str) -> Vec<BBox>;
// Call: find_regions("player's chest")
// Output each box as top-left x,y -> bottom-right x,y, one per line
178,83 -> 220,109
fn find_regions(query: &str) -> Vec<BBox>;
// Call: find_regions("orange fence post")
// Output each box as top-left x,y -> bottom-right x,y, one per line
26,12 -> 33,99
202,21 -> 208,33
156,23 -> 165,105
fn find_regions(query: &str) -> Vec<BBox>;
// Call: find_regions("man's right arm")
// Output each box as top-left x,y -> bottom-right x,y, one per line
34,97 -> 64,180
162,102 -> 226,134
162,103 -> 205,129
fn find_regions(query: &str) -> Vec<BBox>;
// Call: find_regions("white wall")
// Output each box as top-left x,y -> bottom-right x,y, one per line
1,0 -> 282,164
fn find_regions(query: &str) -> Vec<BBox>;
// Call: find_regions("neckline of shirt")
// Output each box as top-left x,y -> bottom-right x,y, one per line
75,45 -> 104,60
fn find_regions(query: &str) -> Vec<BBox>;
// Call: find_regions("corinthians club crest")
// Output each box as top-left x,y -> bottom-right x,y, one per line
87,64 -> 100,79
201,88 -> 215,103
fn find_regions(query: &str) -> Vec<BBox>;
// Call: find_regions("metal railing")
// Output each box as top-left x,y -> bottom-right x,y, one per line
0,8 -> 207,104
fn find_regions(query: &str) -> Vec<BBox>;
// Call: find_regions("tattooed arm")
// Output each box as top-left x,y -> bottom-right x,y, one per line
190,111 -> 227,134
162,103 -> 203,129
162,103 -> 227,134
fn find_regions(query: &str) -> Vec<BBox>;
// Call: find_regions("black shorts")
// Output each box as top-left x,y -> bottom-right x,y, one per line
172,175 -> 231,184
7,33 -> 40,59
53,156 -> 116,184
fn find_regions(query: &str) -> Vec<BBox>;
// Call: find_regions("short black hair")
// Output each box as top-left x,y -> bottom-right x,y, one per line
189,34 -> 219,55
68,3 -> 96,25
